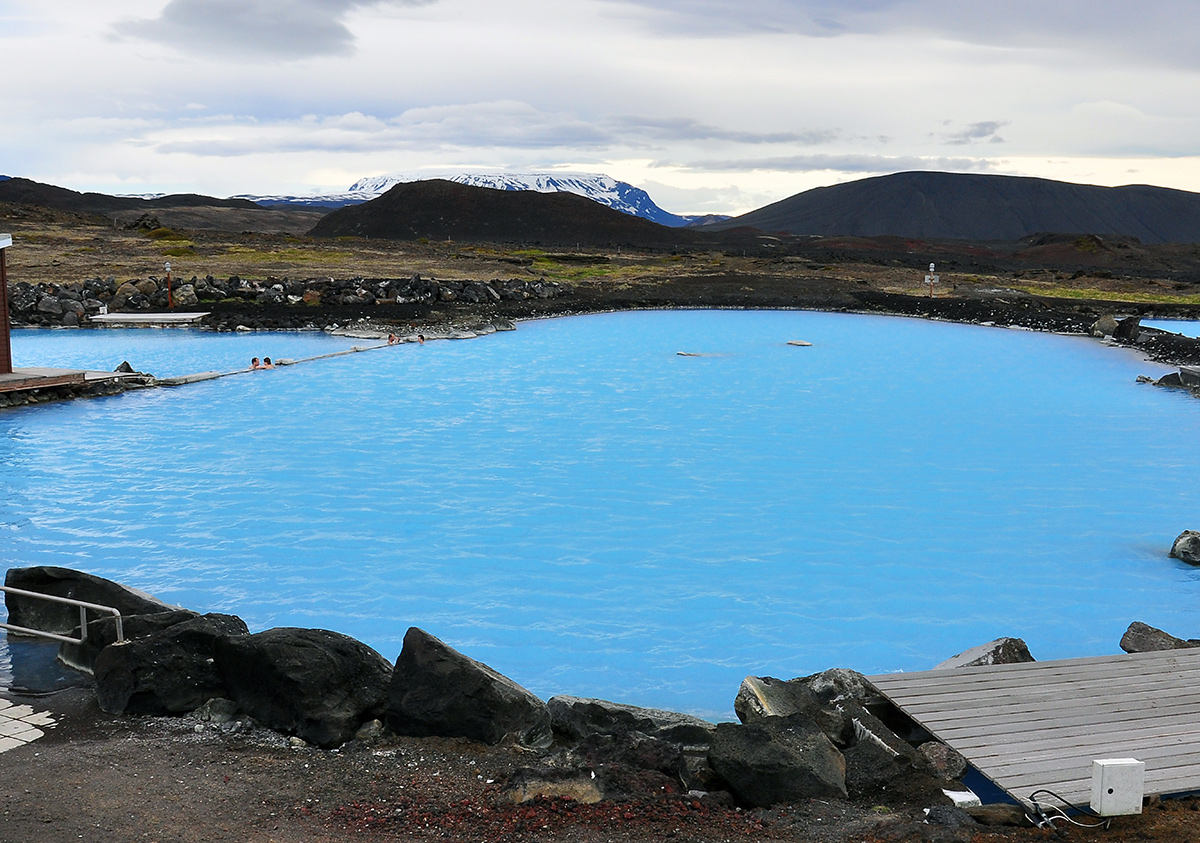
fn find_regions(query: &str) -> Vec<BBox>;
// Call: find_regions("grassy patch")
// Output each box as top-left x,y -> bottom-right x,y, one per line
223,245 -> 353,264
1017,285 -> 1200,305
161,246 -> 196,257
146,227 -> 188,241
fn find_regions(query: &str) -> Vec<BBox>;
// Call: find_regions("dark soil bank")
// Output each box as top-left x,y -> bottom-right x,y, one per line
3,685 -> 1199,843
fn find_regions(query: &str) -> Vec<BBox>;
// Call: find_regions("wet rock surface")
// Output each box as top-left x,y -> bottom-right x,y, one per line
1169,530 -> 1200,565
387,626 -> 552,749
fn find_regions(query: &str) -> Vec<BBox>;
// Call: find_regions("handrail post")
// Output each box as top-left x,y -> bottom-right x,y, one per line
0,585 -> 124,646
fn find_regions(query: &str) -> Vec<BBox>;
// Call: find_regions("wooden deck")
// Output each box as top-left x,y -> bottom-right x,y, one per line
0,367 -> 139,394
868,649 -> 1200,806
0,368 -> 87,393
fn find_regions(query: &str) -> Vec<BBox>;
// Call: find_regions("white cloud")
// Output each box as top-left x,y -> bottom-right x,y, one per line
2,0 -> 1200,209
112,0 -> 435,59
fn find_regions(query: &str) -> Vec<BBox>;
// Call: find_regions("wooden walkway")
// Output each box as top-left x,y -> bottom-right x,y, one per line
0,367 -> 141,394
869,649 -> 1200,806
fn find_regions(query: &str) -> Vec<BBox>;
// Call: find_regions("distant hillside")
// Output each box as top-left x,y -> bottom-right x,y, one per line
308,179 -> 703,247
0,177 -> 261,214
708,171 -> 1200,244
242,171 -> 727,228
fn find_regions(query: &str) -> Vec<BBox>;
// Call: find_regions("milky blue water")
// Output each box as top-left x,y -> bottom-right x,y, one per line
8,327 -> 362,378
3,311 -> 1199,719
1143,319 -> 1200,338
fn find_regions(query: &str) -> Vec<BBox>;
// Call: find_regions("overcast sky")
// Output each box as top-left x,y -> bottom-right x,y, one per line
3,0 -> 1199,214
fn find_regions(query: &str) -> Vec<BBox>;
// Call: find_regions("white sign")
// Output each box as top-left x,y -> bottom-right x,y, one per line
0,234 -> 11,250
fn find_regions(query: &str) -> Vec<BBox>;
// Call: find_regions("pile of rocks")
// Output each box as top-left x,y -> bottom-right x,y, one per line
0,374 -> 150,409
6,274 -> 570,328
7,278 -> 117,327
2,566 -> 990,815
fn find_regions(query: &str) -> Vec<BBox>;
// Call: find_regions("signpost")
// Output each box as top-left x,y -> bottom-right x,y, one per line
925,262 -> 940,298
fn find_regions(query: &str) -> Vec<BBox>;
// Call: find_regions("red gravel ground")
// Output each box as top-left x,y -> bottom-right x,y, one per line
3,687 -> 1199,843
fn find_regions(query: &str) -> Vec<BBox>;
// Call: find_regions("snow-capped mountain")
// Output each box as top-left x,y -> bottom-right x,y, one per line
238,173 -> 726,228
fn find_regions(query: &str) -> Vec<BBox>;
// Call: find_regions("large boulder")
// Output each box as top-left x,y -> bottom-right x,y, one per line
386,627 -> 551,749
1169,531 -> 1200,565
216,627 -> 392,749
547,695 -> 715,746
934,637 -> 1034,669
1120,621 -> 1200,653
734,675 -> 853,745
94,613 -> 248,715
4,566 -> 180,636
801,667 -> 875,704
60,609 -> 201,674
708,715 -> 847,807
1114,316 -> 1142,341
837,699 -> 947,802
1090,315 -> 1119,337
173,284 -> 199,307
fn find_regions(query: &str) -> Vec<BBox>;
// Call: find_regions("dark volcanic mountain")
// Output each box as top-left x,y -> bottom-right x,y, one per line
308,179 -> 703,247
708,171 -> 1200,244
0,177 -> 260,214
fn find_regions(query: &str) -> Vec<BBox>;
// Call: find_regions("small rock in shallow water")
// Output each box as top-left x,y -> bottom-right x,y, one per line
1170,530 -> 1200,565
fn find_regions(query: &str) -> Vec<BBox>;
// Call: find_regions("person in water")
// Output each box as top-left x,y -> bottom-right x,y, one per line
262,357 -> 275,369
417,334 -> 425,344
387,333 -> 398,345
250,357 -> 261,370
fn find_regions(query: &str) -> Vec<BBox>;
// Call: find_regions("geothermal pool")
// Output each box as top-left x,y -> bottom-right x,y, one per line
3,311 -> 1199,719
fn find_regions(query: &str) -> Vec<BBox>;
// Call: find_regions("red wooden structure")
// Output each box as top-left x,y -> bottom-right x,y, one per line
0,234 -> 11,375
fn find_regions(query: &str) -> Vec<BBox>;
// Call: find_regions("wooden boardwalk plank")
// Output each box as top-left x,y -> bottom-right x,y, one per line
868,649 -> 1200,807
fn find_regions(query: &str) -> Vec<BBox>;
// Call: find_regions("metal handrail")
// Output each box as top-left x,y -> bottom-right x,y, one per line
0,585 -> 124,645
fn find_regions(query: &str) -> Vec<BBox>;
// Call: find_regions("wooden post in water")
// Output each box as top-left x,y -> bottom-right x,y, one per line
0,234 -> 12,375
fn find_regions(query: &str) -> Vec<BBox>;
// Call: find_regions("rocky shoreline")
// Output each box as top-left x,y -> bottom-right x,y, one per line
6,563 -> 1200,843
8,270 -> 1200,413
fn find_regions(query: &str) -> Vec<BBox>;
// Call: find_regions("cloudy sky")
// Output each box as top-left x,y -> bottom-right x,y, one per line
3,0 -> 1199,214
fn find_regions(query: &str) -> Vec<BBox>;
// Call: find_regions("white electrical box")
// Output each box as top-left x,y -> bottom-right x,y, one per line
1090,758 -> 1145,816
